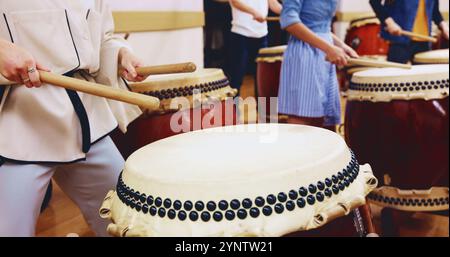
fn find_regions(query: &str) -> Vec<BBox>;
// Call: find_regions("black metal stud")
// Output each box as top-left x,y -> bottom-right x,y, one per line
189,211 -> 199,221
250,208 -> 260,218
263,206 -> 273,216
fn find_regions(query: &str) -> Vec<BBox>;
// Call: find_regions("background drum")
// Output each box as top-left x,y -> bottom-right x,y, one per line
414,49 -> 449,65
256,46 -> 286,122
339,55 -> 387,91
111,69 -> 238,158
340,17 -> 390,91
345,65 -> 449,235
344,17 -> 390,56
101,124 -> 378,237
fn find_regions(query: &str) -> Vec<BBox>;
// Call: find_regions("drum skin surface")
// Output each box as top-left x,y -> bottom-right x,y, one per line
345,18 -> 389,56
345,98 -> 449,190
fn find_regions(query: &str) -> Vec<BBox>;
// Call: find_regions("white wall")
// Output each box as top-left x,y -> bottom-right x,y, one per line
107,0 -> 204,68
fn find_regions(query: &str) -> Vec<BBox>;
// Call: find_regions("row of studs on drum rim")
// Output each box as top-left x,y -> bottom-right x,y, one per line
141,79 -> 230,100
115,153 -> 361,222
368,192 -> 449,207
350,79 -> 449,93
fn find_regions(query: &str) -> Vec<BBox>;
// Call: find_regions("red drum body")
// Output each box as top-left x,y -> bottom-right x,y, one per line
256,46 -> 286,122
112,101 -> 237,159
340,17 -> 389,91
346,98 -> 449,190
345,65 -> 449,214
111,69 -> 238,159
344,17 -> 390,56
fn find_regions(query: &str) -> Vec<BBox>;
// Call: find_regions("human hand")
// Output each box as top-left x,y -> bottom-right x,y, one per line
385,17 -> 402,36
118,47 -> 146,82
0,39 -> 50,88
325,45 -> 349,66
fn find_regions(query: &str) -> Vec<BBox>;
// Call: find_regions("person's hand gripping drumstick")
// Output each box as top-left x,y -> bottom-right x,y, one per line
385,17 -> 438,42
0,39 -> 50,88
118,47 -> 147,82
325,35 -> 359,67
385,17 -> 403,36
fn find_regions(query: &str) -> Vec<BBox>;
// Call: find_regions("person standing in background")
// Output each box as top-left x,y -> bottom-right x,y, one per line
278,0 -> 358,128
227,0 -> 283,93
370,0 -> 449,63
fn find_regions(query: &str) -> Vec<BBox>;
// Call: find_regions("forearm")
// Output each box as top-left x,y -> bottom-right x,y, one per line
285,23 -> 333,53
268,0 -> 282,15
230,0 -> 259,16
332,34 -> 345,47
369,0 -> 389,24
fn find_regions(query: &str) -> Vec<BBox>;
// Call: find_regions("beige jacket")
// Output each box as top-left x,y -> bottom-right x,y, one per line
0,0 -> 142,162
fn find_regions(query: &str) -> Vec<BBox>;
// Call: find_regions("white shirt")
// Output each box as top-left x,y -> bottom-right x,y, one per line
231,0 -> 269,38
0,0 -> 142,162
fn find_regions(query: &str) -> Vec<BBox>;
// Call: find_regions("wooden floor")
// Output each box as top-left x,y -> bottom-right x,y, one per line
36,75 -> 448,237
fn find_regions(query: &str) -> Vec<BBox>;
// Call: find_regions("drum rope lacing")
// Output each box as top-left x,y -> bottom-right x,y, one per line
115,152 -> 363,222
350,79 -> 450,93
140,78 -> 230,100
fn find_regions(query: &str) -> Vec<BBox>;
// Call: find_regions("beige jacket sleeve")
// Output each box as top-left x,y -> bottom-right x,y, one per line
92,0 -> 142,133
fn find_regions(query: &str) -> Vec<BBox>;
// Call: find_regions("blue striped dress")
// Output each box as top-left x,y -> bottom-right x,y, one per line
278,0 -> 341,126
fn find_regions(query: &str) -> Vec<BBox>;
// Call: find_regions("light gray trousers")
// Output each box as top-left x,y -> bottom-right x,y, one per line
0,137 -> 123,237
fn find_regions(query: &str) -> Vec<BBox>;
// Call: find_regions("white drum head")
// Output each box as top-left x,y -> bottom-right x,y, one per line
348,64 -> 449,102
100,124 -> 377,237
414,49 -> 449,64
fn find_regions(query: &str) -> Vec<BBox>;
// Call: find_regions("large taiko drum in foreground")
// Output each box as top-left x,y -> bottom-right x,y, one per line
256,46 -> 286,122
111,69 -> 238,158
345,65 -> 449,213
100,124 -> 378,237
344,17 -> 390,56
414,49 -> 449,65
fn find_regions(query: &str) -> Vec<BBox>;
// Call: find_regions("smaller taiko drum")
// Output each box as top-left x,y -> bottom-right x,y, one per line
101,124 -> 378,237
345,65 -> 449,213
344,17 -> 390,56
111,69 -> 238,158
256,46 -> 286,122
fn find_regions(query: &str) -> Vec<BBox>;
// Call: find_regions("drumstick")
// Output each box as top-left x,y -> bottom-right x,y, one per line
265,17 -> 280,22
119,62 -> 197,77
38,71 -> 160,112
347,58 -> 412,69
400,31 -> 437,43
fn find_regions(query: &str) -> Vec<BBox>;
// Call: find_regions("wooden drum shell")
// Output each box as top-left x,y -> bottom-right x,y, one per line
256,59 -> 282,120
112,101 -> 237,159
345,19 -> 390,56
345,98 -> 449,190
